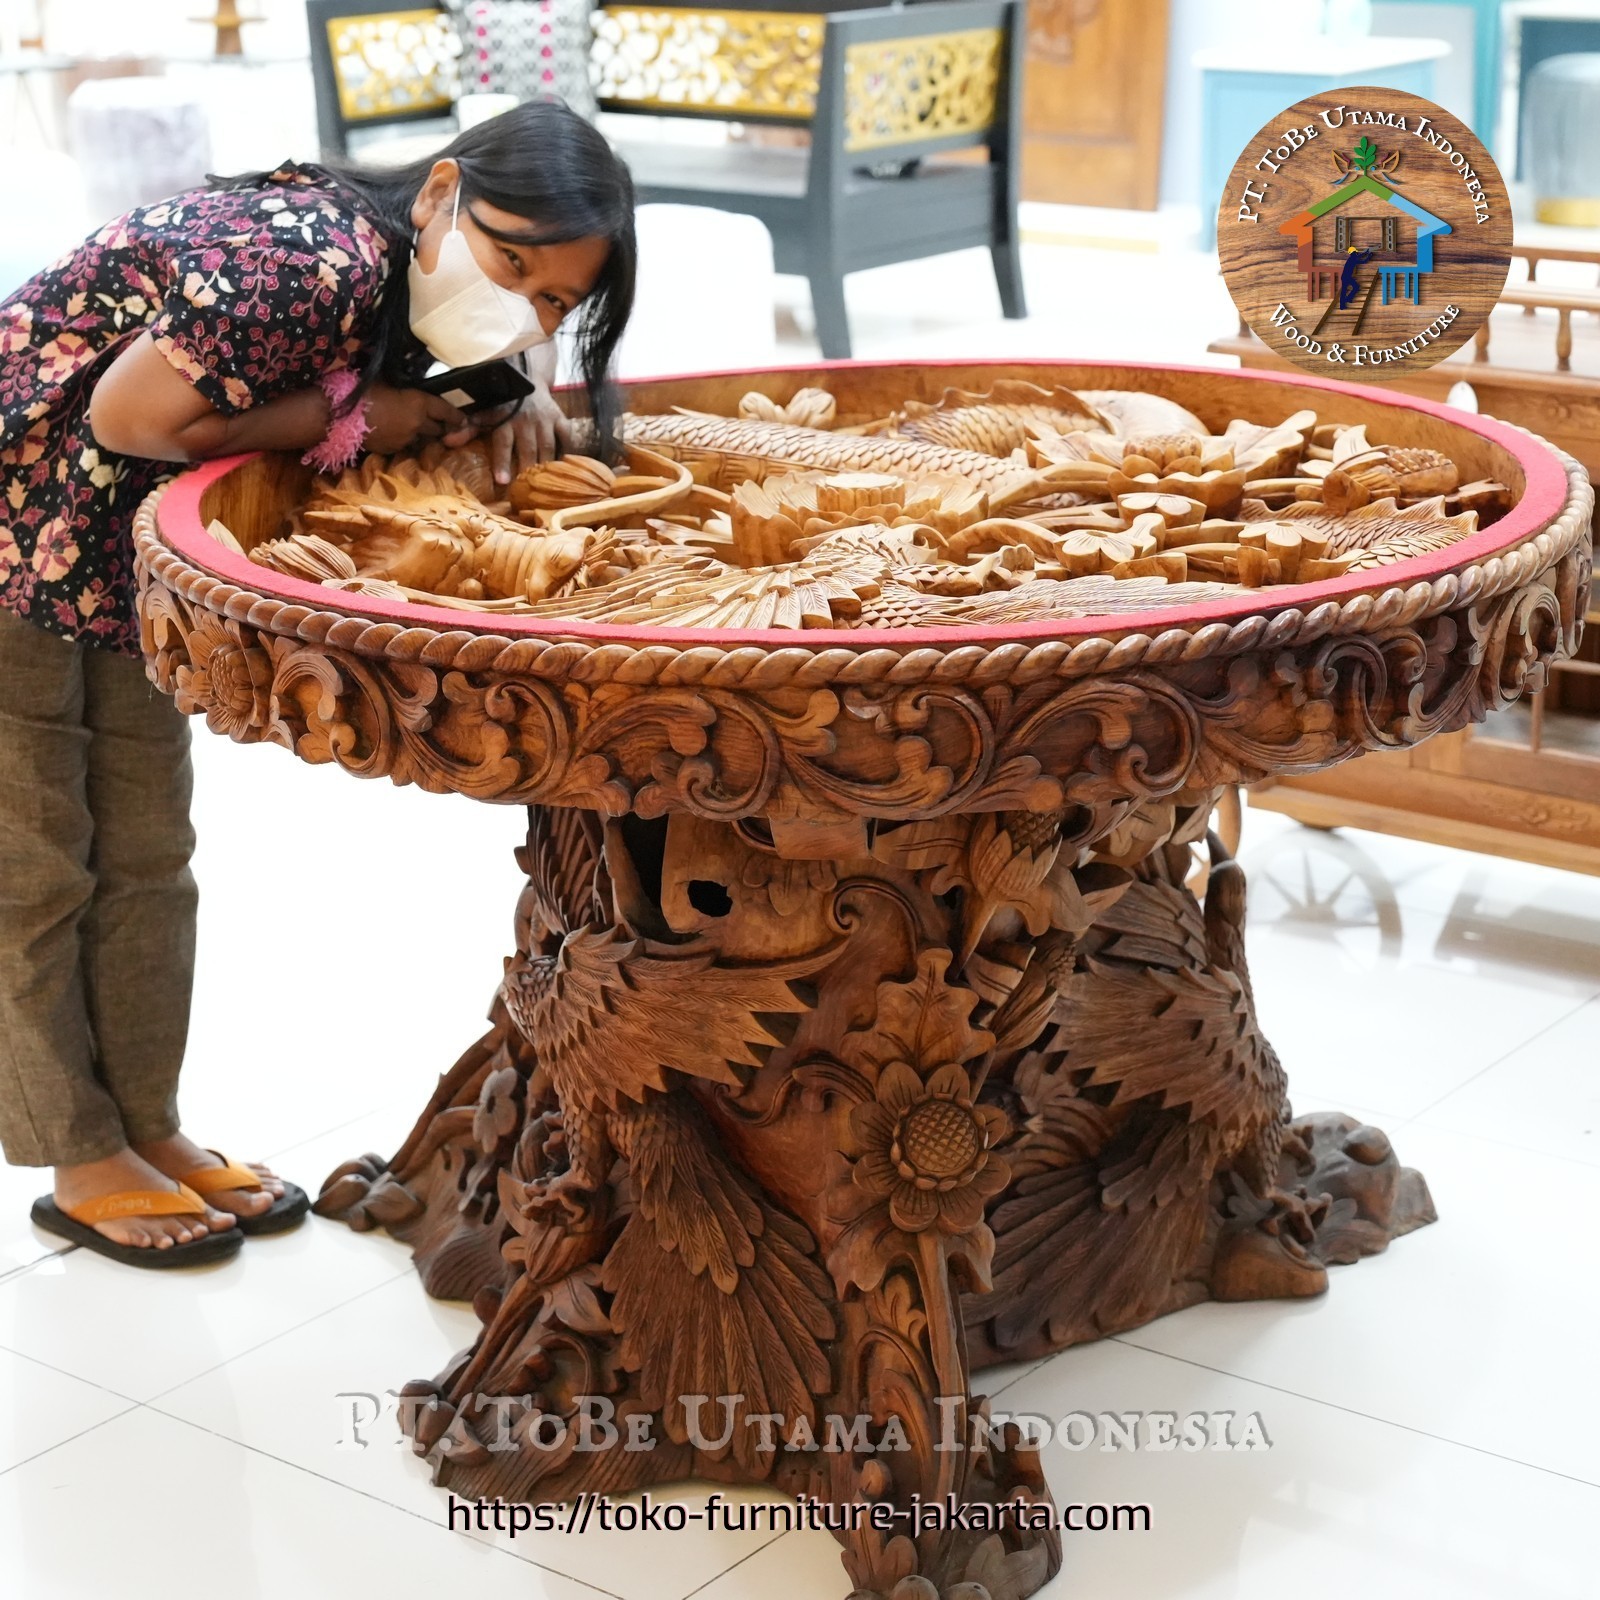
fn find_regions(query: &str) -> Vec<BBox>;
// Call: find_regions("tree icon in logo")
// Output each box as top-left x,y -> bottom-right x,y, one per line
1332,138 -> 1405,185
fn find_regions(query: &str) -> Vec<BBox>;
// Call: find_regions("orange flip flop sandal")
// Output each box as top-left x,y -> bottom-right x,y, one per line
176,1153 -> 310,1237
30,1184 -> 243,1269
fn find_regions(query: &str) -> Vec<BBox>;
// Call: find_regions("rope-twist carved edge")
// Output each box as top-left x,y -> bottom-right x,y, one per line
132,438 -> 1594,692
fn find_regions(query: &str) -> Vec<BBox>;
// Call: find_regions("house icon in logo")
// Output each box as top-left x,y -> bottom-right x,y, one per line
1278,148 -> 1452,324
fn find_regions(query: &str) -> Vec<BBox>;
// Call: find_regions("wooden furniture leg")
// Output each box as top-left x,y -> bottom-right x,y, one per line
991,237 -> 1027,320
809,264 -> 853,360
318,792 -> 1432,1600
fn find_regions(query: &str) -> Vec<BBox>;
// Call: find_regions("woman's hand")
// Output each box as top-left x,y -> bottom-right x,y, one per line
487,379 -> 573,485
363,383 -> 472,455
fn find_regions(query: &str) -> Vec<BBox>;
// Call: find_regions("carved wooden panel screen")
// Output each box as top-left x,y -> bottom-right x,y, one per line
841,26 -> 1003,151
324,7 -> 461,122
590,6 -> 825,119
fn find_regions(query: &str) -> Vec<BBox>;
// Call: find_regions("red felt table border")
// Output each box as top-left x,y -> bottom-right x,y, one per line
154,359 -> 1570,650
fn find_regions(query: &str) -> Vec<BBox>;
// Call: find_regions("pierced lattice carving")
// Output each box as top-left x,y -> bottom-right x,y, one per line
590,6 -> 824,118
325,7 -> 460,123
842,27 -> 1004,152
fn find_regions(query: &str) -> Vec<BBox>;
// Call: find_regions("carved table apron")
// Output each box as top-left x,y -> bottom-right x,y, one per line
134,361 -> 1593,1600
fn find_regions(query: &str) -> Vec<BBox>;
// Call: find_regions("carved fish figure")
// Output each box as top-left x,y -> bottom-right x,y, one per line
860,379 -> 1110,457
621,409 -> 1043,495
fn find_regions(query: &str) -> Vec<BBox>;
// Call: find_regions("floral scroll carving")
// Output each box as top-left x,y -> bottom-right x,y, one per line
138,449 -> 1592,827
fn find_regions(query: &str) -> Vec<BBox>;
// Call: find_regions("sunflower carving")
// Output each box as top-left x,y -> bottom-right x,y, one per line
824,950 -> 1009,1294
848,1061 -> 1010,1237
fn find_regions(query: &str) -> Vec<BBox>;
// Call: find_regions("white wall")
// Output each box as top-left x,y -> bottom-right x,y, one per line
1158,0 -> 1332,209
0,0 -> 322,293
35,0 -> 309,58
1371,1 -> 1475,126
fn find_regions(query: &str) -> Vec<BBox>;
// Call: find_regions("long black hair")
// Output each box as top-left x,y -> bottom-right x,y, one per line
224,102 -> 636,453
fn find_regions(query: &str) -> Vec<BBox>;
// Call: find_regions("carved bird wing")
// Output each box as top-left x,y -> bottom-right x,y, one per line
970,871 -> 1288,1354
603,1094 -> 836,1475
1062,874 -> 1281,1139
499,928 -> 833,1112
978,1117 -> 1215,1351
1064,959 -> 1280,1138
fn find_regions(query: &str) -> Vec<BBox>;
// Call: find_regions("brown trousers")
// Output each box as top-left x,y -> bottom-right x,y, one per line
0,607 -> 196,1167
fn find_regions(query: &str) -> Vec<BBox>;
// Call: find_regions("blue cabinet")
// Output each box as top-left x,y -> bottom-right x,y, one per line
1199,43 -> 1442,246
1372,0 -> 1505,142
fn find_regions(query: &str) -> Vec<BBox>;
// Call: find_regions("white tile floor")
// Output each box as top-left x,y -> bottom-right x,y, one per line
768,236 -> 1242,371
3,715 -> 1597,1598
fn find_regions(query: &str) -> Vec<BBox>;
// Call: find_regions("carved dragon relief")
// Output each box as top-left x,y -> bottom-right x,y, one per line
210,382 -> 1522,631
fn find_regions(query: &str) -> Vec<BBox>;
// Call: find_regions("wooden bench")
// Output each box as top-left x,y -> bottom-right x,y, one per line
1517,242 -> 1600,296
1219,243 -> 1600,874
592,0 -> 1027,359
1481,283 -> 1600,373
1208,242 -> 1600,477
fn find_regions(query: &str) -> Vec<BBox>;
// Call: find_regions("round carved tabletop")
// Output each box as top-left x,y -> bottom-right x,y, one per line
134,361 -> 1592,1600
137,361 -> 1591,841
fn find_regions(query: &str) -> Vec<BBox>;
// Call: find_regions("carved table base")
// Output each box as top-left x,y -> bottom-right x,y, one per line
318,793 -> 1433,1600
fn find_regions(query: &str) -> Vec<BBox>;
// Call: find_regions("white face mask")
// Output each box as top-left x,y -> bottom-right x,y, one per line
406,186 -> 550,370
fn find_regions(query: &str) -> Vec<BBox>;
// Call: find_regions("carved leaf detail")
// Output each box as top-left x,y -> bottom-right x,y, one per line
844,949 -> 994,1075
964,1533 -> 1054,1600
541,1264 -> 611,1335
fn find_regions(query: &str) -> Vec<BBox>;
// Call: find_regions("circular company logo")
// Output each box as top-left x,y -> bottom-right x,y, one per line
1217,86 -> 1512,380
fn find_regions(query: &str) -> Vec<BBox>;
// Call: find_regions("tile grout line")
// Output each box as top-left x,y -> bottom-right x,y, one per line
261,1097 -> 419,1164
0,1403 -> 142,1482
0,1243 -> 75,1286
1402,1113 -> 1600,1171
1408,990 -> 1600,1120
678,1530 -> 794,1600
1103,1335 -> 1600,1492
977,1355 -> 1052,1403
141,1260 -> 420,1405
148,1407 -> 631,1600
0,1337 -> 147,1408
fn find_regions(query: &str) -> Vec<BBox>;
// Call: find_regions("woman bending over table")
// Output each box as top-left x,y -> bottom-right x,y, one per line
0,101 -> 636,1267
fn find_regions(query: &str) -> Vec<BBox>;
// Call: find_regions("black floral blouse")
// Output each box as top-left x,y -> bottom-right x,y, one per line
0,163 -> 398,656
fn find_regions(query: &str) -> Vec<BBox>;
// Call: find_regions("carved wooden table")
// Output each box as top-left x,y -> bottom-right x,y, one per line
135,362 -> 1592,1600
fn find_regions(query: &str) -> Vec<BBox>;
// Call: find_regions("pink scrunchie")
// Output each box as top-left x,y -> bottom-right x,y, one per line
302,368 -> 370,473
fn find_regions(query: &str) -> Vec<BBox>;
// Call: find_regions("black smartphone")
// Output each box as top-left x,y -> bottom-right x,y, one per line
418,358 -> 536,413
